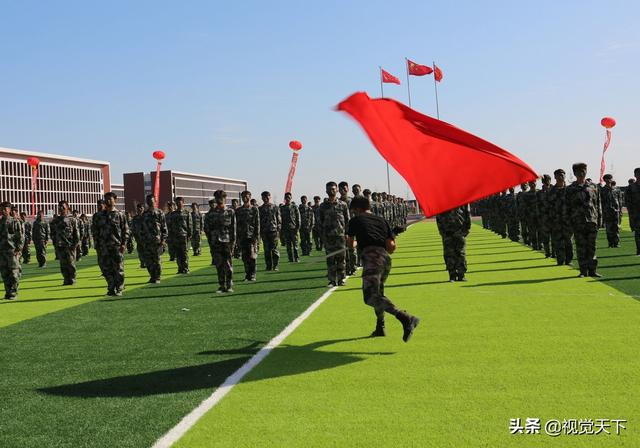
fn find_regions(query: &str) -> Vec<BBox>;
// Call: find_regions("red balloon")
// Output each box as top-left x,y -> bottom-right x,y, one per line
26,157 -> 40,167
152,150 -> 166,161
289,140 -> 302,151
601,117 -> 616,129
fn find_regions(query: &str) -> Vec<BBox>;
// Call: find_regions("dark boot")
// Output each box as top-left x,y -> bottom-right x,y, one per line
370,320 -> 386,337
396,311 -> 420,343
457,273 -> 467,282
449,272 -> 456,283
578,268 -> 588,278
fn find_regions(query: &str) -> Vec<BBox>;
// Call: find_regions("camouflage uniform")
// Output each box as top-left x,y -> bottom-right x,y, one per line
547,184 -> 573,265
94,209 -> 130,294
125,214 -> 134,254
504,192 -> 520,242
168,209 -> 192,273
91,212 -> 105,277
319,199 -> 350,285
204,207 -> 236,290
280,202 -> 300,262
341,195 -> 357,274
259,203 -> 281,270
626,181 -> 640,254
131,212 -> 145,268
141,208 -> 167,282
536,187 -> 552,257
522,188 -> 539,249
436,206 -> 471,280
236,204 -> 260,280
566,181 -> 601,275
51,214 -> 80,284
312,203 -> 322,251
81,216 -> 92,256
299,202 -> 315,256
191,209 -> 203,256
21,219 -> 32,263
32,215 -> 50,267
516,188 -> 529,245
0,214 -> 24,299
165,210 -> 176,262
600,184 -> 621,247
75,216 -> 84,261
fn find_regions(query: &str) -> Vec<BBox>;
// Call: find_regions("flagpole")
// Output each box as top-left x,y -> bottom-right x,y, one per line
432,61 -> 440,119
405,58 -> 412,107
379,66 -> 391,194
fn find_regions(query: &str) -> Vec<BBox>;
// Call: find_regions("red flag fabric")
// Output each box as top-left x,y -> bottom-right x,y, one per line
336,92 -> 538,217
599,129 -> 612,184
407,59 -> 433,76
381,68 -> 401,85
434,64 -> 443,82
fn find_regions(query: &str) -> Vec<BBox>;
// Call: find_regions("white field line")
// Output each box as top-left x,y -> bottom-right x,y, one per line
153,220 -> 420,447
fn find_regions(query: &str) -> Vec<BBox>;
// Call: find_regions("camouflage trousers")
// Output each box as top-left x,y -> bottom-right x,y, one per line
520,218 -> 529,244
212,242 -> 233,288
635,231 -> 640,254
192,232 -> 202,255
55,246 -> 77,283
142,241 -> 163,281
573,222 -> 598,273
94,245 -> 106,278
167,237 -> 177,261
173,237 -> 190,273
441,231 -> 467,275
551,228 -> 573,265
126,237 -> 134,254
282,228 -> 299,262
604,219 -> 620,247
34,240 -> 47,267
324,235 -> 346,284
261,232 -> 280,270
81,237 -> 90,257
495,217 -> 506,237
240,238 -> 258,280
312,227 -> 322,251
75,244 -> 82,262
538,226 -> 551,257
361,246 -> 399,323
526,219 -> 539,249
507,219 -> 520,242
99,245 -> 125,293
21,241 -> 31,264
134,239 -> 145,267
0,251 -> 20,298
481,215 -> 488,229
300,228 -> 313,256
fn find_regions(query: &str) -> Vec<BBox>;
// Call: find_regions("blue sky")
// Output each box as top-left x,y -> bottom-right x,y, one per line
1,0 -> 638,202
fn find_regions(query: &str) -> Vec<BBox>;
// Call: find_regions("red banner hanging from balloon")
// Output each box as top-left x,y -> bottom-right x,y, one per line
599,117 -> 616,184
152,150 -> 165,204
27,157 -> 40,216
284,141 -> 302,194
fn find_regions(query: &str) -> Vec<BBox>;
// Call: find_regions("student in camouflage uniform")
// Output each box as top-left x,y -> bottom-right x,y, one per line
0,202 -> 24,300
91,199 -> 106,277
566,163 -> 602,278
522,180 -> 539,250
299,195 -> 315,256
236,190 -> 260,281
319,181 -> 350,287
191,202 -> 203,256
436,205 -> 471,282
19,211 -> 32,264
516,183 -> 529,245
94,192 -> 129,296
280,192 -> 301,262
205,199 -> 217,265
504,187 -> 520,242
131,203 -> 145,268
165,201 -> 176,262
600,174 -> 621,248
536,175 -> 553,257
141,194 -> 168,283
548,169 -> 573,266
339,181 -> 357,274
125,212 -> 134,254
205,190 -> 236,293
51,200 -> 80,285
250,198 -> 260,254
352,184 -> 362,197
346,196 -> 420,342
312,195 -> 323,251
32,209 -> 50,268
231,198 -> 241,259
168,197 -> 192,274
259,191 -> 281,271
80,214 -> 91,256
626,168 -> 640,255
71,210 -> 84,262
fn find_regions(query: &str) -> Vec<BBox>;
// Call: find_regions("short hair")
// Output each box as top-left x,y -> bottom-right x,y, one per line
350,196 -> 371,211
261,191 -> 271,197
338,181 -> 348,189
326,181 -> 337,189
58,200 -> 69,207
572,162 -> 587,172
145,194 -> 155,202
104,191 -> 117,200
603,174 -> 613,181
37,209 -> 44,215
541,174 -> 551,182
630,178 -> 636,184
284,192 -> 292,198
20,211 -> 27,218
371,192 -> 379,199
175,197 -> 184,202
300,195 -> 307,202
352,184 -> 361,189
191,202 -> 199,207
313,195 -> 321,200
634,167 -> 640,175
553,169 -> 565,176
363,189 -> 371,196
0,201 -> 11,208
241,190 -> 251,197
96,199 -> 105,206
214,190 -> 227,200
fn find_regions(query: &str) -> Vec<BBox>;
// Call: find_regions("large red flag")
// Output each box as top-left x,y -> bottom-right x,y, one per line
433,64 -> 443,82
381,68 -> 401,85
336,92 -> 537,216
407,59 -> 433,76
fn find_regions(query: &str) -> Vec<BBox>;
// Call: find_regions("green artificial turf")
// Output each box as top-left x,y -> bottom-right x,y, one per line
176,221 -> 640,448
0,245 -> 331,447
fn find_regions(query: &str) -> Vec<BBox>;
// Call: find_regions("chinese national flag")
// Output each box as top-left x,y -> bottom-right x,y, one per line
434,64 -> 443,82
381,68 -> 401,85
407,59 -> 433,76
336,92 -> 538,217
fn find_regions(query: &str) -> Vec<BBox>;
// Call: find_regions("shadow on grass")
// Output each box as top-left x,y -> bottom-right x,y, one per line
39,337 -> 389,398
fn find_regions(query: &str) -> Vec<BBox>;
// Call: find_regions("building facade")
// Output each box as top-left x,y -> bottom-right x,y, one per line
0,146 -> 110,216
123,170 -> 247,212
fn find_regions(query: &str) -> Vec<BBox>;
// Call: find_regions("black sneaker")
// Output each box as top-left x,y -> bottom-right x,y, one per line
401,315 -> 420,343
216,286 -> 226,294
337,280 -> 346,286
589,271 -> 603,278
457,274 -> 467,282
328,281 -> 336,287
370,326 -> 386,337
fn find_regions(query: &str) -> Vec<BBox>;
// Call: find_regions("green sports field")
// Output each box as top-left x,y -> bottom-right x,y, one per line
1,221 -> 639,447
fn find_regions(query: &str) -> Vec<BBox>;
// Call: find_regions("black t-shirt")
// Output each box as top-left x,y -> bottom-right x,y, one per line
346,213 -> 393,249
